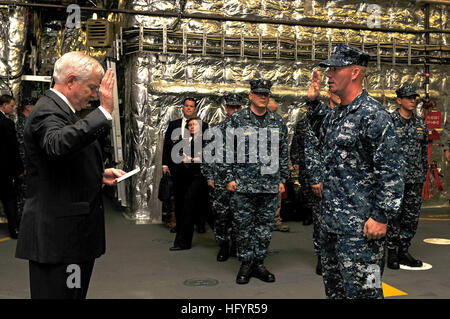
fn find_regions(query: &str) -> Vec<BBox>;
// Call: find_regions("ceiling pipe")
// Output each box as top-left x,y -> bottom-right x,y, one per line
1,0 -> 450,34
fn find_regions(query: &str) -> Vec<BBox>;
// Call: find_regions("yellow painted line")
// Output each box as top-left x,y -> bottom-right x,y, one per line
382,282 -> 408,297
419,218 -> 450,221
0,237 -> 11,242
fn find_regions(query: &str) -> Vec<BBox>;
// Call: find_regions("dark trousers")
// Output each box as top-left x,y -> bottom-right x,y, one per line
173,175 -> 207,248
29,259 -> 95,299
386,182 -> 423,250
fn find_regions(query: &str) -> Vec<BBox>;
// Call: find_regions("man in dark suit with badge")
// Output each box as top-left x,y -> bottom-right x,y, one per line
0,94 -> 24,239
15,51 -> 125,299
162,97 -> 198,178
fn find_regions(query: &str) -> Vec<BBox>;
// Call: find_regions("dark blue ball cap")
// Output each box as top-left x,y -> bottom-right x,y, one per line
319,43 -> 370,67
224,93 -> 243,107
250,79 -> 272,94
396,84 -> 420,98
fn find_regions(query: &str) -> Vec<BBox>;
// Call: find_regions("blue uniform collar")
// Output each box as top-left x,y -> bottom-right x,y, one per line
393,108 -> 417,122
331,89 -> 368,123
243,105 -> 276,124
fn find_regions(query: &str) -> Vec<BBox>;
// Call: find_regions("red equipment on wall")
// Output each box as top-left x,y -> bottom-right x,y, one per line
422,107 -> 444,200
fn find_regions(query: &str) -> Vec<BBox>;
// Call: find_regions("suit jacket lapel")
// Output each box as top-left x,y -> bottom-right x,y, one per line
44,90 -> 79,124
44,90 -> 103,164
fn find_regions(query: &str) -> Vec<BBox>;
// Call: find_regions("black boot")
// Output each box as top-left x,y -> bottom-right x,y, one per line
315,256 -> 322,276
387,248 -> 400,269
236,261 -> 252,285
251,261 -> 275,283
398,247 -> 422,267
303,209 -> 313,226
217,242 -> 230,262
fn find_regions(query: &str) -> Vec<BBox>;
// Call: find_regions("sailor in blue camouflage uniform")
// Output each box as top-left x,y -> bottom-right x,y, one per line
291,70 -> 340,276
308,44 -> 404,299
224,79 -> 289,285
290,93 -> 328,227
386,84 -> 427,270
201,93 -> 242,262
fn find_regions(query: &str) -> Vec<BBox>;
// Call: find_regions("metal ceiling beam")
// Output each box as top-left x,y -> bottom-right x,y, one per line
415,0 -> 450,5
1,0 -> 450,34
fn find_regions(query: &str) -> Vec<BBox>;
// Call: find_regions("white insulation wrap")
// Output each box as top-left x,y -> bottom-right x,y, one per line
0,1 -> 448,224
121,0 -> 450,223
0,5 -> 26,98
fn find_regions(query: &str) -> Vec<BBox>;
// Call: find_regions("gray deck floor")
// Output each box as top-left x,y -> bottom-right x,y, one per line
1,198 -> 449,300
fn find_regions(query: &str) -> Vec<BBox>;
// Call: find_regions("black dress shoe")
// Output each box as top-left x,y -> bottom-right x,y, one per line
217,242 -> 230,262
387,248 -> 400,270
197,226 -> 206,234
9,228 -> 19,240
251,263 -> 275,283
236,262 -> 252,285
316,256 -> 322,276
398,248 -> 422,267
169,227 -> 177,233
169,245 -> 190,251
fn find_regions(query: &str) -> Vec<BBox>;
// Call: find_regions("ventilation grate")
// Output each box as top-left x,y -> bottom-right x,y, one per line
87,19 -> 113,47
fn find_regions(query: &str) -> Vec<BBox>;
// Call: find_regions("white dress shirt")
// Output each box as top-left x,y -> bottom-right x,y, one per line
50,88 -> 112,120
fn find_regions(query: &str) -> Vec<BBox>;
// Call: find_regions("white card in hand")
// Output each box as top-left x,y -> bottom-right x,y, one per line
117,167 -> 141,183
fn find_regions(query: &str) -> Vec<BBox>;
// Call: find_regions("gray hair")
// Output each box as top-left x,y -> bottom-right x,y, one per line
53,51 -> 104,84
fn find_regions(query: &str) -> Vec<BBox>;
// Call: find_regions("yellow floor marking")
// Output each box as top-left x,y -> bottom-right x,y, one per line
419,218 -> 450,221
427,214 -> 450,218
0,237 -> 11,242
383,282 -> 408,297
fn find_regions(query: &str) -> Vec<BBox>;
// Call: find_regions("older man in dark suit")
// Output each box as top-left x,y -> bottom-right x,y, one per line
0,94 -> 24,239
15,51 -> 125,299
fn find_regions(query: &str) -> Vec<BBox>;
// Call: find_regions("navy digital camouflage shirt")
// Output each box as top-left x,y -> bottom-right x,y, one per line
223,106 -> 289,194
308,90 -> 404,235
291,99 -> 330,186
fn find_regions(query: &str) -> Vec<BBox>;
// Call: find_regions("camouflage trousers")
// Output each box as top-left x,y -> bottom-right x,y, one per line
212,187 -> 234,244
319,230 -> 385,299
298,176 -> 322,256
231,192 -> 278,263
311,197 -> 322,256
274,192 -> 282,225
386,183 -> 423,250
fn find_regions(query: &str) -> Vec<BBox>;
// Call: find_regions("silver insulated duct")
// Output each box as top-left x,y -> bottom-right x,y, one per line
121,0 -> 450,224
